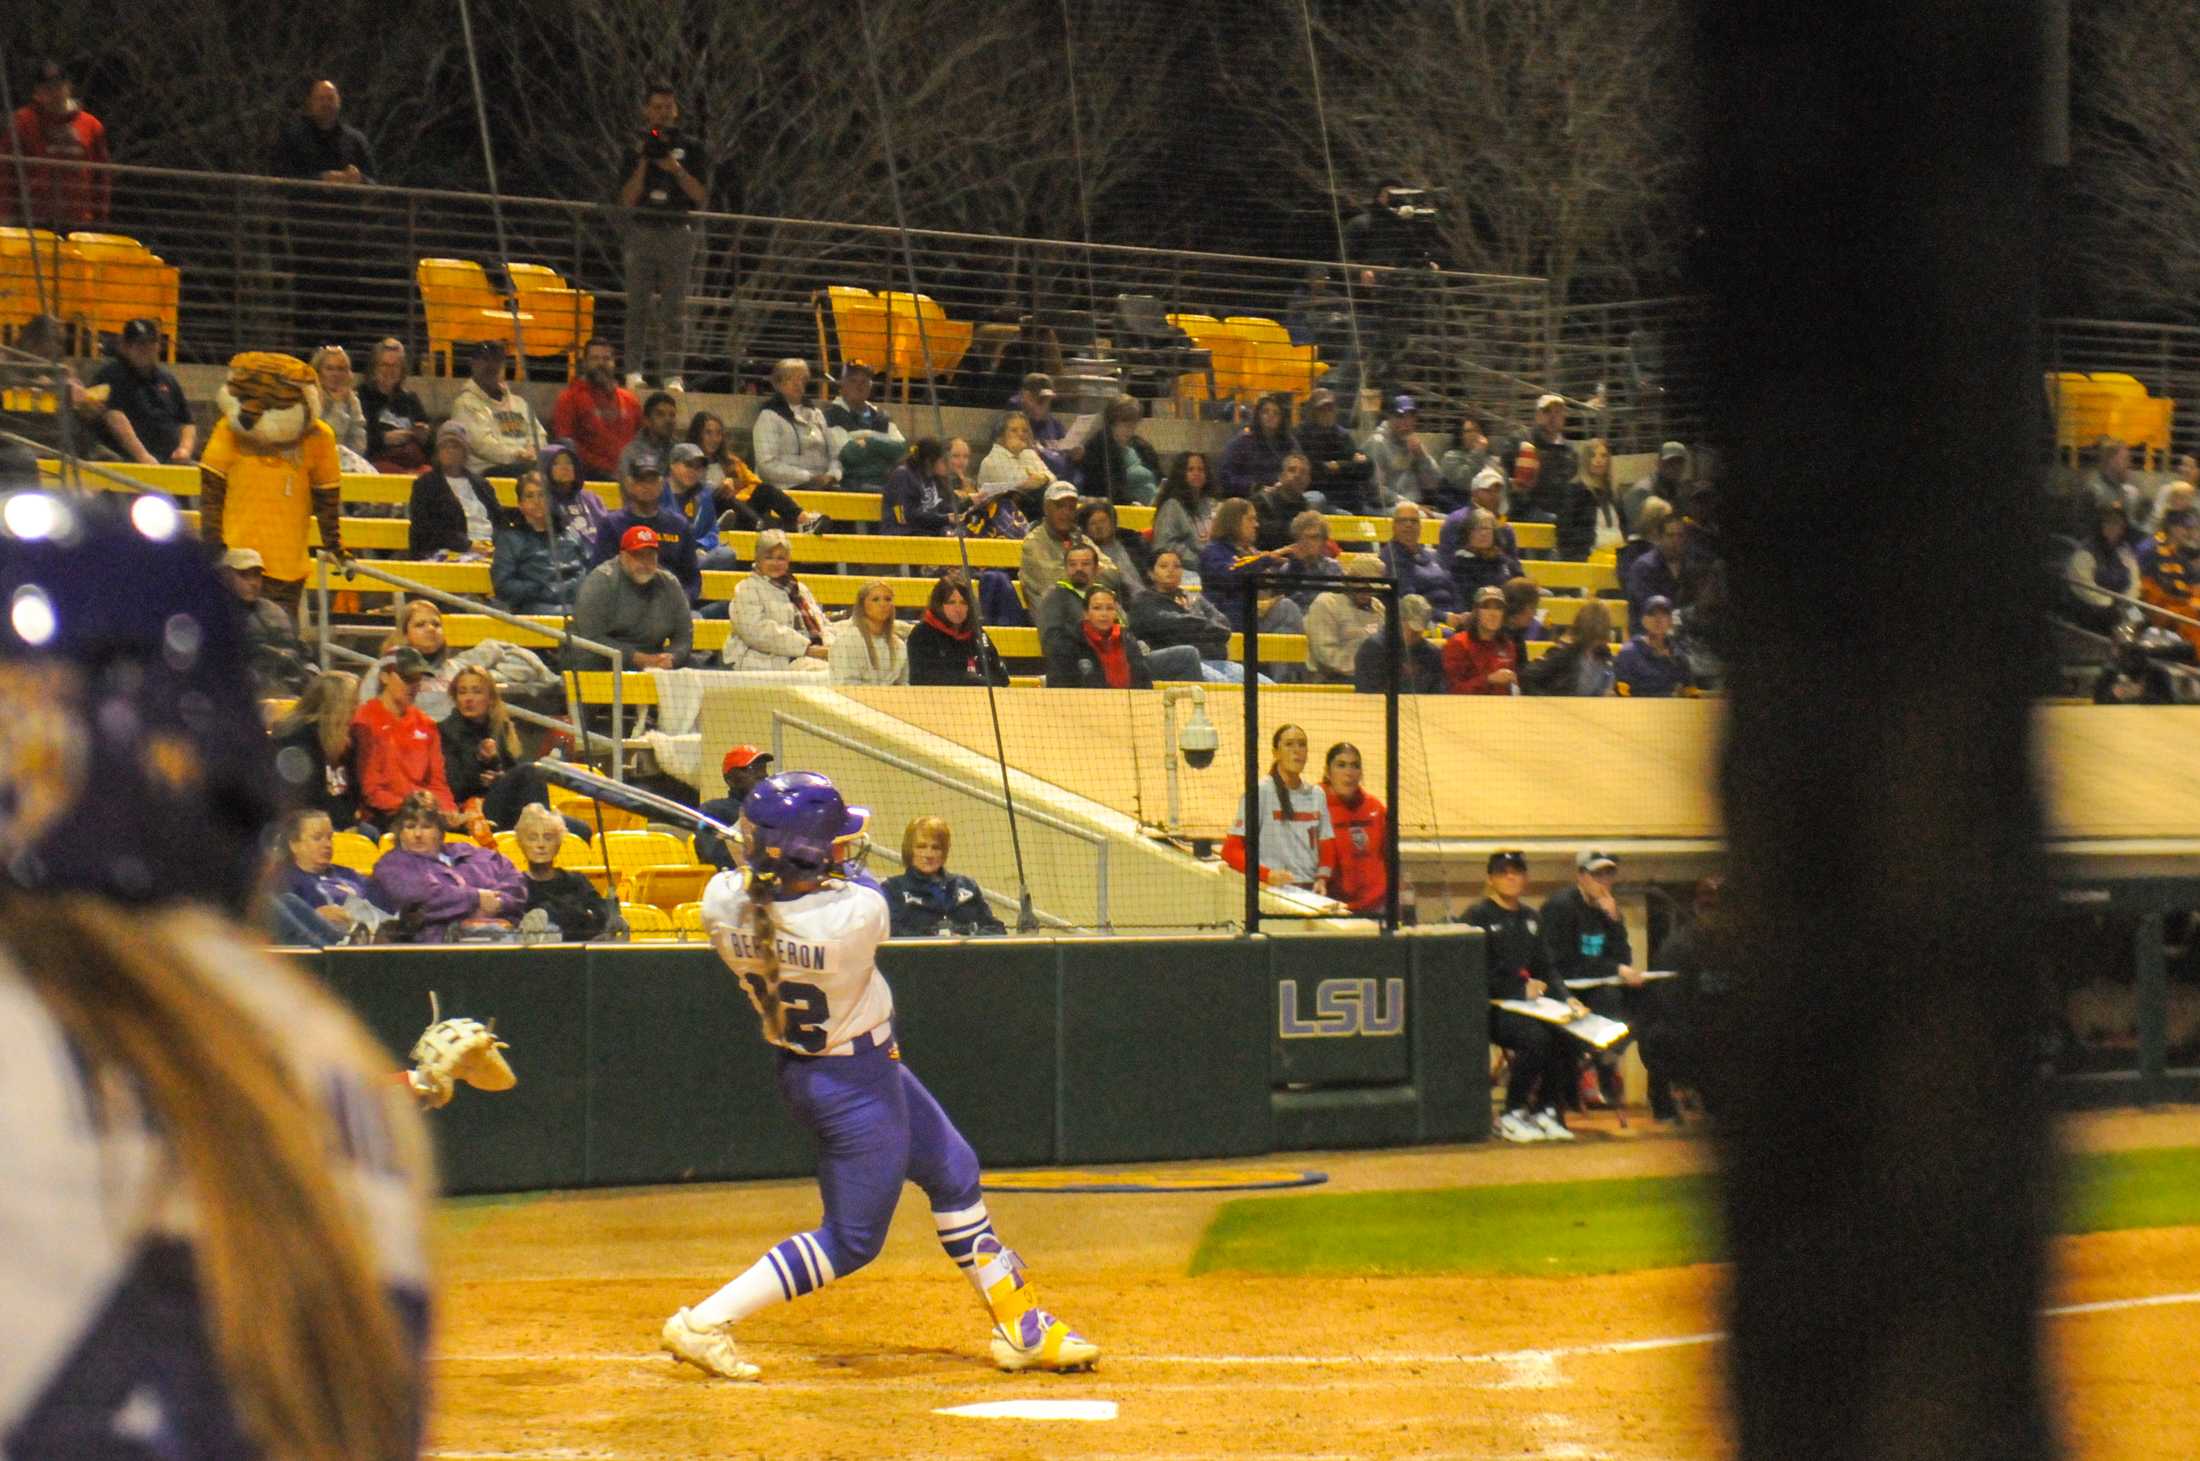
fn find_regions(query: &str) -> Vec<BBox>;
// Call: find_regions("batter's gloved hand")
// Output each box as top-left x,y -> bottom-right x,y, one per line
408,991 -> 516,1108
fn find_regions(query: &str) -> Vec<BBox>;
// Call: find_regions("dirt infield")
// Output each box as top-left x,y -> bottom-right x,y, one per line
426,1109 -> 2200,1460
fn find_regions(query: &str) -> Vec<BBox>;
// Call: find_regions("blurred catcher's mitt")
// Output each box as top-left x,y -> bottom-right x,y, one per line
406,991 -> 517,1109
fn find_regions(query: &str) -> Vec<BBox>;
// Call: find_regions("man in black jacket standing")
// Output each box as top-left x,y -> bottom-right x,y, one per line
1541,849 -> 1643,1109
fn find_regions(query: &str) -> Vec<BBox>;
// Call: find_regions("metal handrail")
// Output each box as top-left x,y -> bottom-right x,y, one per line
316,556 -> 636,780
772,712 -> 1109,932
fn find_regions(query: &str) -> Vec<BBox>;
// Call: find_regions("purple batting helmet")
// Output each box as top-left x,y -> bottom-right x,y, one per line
0,489 -> 276,912
741,771 -> 869,884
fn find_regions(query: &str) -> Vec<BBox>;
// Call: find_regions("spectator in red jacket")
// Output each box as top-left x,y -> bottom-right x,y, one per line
551,338 -> 642,480
352,647 -> 460,828
6,59 -> 109,229
1321,742 -> 1389,916
1443,584 -> 1521,694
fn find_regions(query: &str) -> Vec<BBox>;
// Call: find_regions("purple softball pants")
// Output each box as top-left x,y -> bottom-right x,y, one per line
774,1042 -> 983,1277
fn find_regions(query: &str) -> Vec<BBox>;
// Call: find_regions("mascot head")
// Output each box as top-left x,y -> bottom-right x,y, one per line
215,351 -> 321,449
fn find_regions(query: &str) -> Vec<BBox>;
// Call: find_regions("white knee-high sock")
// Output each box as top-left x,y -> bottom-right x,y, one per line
934,1201 -> 998,1295
689,1231 -> 836,1328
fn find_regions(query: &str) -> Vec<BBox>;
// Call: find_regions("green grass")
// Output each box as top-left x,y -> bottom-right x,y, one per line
1190,1146 -> 2200,1278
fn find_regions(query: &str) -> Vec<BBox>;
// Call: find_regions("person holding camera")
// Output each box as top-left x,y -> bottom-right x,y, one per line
619,82 -> 707,393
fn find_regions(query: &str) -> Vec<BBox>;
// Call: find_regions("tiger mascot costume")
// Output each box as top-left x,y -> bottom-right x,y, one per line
197,351 -> 346,623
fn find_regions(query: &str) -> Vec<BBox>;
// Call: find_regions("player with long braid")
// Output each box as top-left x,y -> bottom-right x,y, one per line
662,771 -> 1098,1380
0,488 -> 432,1458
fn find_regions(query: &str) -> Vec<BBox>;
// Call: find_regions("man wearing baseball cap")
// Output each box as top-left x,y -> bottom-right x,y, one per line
1624,440 -> 1692,536
1540,849 -> 1642,1111
1365,394 -> 1440,508
1297,388 -> 1374,513
1002,372 -> 1076,482
570,522 -> 693,672
666,441 -> 738,572
354,646 -> 461,828
1614,595 -> 1698,697
1462,850 -> 1581,1142
216,547 -> 310,695
696,746 -> 775,869
448,340 -> 546,475
91,319 -> 194,465
592,461 -> 699,603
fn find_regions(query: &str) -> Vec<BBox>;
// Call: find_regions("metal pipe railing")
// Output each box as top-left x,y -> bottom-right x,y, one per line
317,556 -> 633,780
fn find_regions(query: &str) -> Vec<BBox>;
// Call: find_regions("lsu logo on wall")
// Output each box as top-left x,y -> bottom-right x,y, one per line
1277,978 -> 1405,1038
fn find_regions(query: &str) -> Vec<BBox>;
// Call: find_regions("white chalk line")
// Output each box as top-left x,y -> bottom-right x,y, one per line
438,1287 -> 2200,1375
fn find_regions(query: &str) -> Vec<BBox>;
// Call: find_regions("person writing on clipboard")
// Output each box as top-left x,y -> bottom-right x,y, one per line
1462,850 -> 1583,1144
1540,848 -> 1643,1111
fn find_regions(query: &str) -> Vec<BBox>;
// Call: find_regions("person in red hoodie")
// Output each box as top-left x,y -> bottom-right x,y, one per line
1321,742 -> 1389,916
551,338 -> 643,480
352,647 -> 460,828
1442,584 -> 1520,694
7,60 -> 109,229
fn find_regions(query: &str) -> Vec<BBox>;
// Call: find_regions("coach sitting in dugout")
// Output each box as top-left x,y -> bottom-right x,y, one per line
882,816 -> 1007,937
1541,849 -> 1642,1111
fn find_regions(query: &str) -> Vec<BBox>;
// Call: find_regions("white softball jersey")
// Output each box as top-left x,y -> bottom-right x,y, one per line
701,871 -> 897,1056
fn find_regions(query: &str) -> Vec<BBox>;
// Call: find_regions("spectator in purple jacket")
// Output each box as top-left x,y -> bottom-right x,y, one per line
1613,596 -> 1698,697
1379,500 -> 1458,616
1624,513 -> 1688,625
269,807 -> 389,946
368,790 -> 527,942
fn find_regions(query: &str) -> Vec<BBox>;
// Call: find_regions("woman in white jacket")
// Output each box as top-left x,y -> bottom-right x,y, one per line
726,529 -> 832,671
828,579 -> 910,685
751,358 -> 840,490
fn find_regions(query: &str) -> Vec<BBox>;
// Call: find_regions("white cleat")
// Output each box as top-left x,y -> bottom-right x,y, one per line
989,1310 -> 1101,1373
660,1308 -> 760,1381
1496,1108 -> 1544,1143
1532,1107 -> 1577,1142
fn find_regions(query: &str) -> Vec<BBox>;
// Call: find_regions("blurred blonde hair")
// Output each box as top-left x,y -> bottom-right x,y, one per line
6,898 -> 429,1458
901,814 -> 953,868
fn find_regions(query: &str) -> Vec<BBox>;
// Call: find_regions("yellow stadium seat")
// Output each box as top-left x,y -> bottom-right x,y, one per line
625,863 -> 718,911
329,831 -> 380,875
1,228 -> 97,349
673,901 -> 707,936
67,232 -> 180,358
417,257 -> 534,378
2088,372 -> 2174,468
547,783 -> 646,833
601,830 -> 692,871
622,903 -> 678,940
505,261 -> 595,378
879,291 -> 974,400
1222,315 -> 1324,401
551,832 -> 598,869
816,286 -> 890,382
564,863 -> 620,897
1167,313 -> 1245,403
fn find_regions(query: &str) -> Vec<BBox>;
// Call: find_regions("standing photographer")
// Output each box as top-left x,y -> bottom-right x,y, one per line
1340,182 -> 1442,396
618,82 -> 708,394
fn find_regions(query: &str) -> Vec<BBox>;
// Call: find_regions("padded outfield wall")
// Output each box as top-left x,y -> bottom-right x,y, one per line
311,929 -> 1487,1195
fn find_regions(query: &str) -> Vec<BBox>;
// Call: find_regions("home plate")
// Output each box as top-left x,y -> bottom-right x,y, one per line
934,1399 -> 1118,1422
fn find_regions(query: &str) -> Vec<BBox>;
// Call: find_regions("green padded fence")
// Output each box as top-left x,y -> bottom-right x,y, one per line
304,929 -> 1488,1195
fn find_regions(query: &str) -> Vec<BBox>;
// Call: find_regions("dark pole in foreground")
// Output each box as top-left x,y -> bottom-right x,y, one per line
1382,578 -> 1402,932
1243,577 -> 1261,936
1700,4 -> 2058,1459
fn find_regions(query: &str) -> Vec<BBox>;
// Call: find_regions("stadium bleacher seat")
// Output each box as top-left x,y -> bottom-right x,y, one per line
504,262 -> 595,378
625,864 -> 716,910
330,831 -> 380,874
815,286 -> 890,382
66,232 -> 179,357
673,901 -> 707,937
622,903 -> 678,941
600,830 -> 691,872
418,257 -> 533,377
880,291 -> 974,403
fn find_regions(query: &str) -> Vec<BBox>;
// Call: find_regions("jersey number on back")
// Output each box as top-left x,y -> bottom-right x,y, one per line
739,974 -> 829,1054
